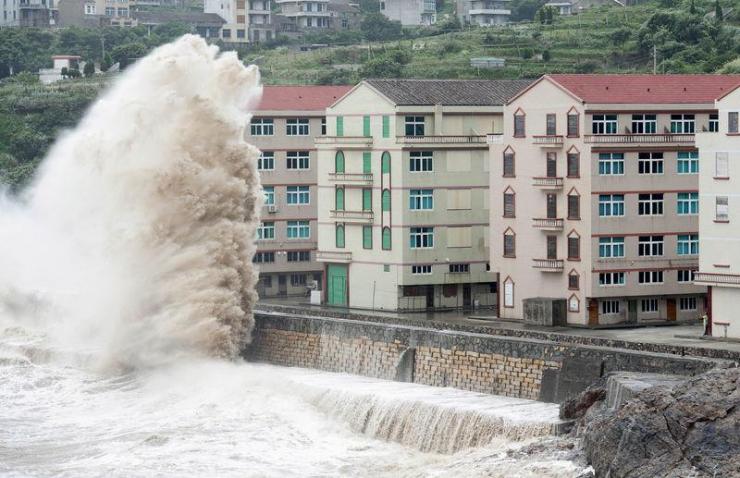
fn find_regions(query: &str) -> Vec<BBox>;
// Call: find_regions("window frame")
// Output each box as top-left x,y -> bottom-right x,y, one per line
409,227 -> 434,249
631,114 -> 657,134
286,220 -> 310,239
677,234 -> 699,255
677,151 -> 699,174
591,114 -> 618,135
286,151 -> 310,170
599,237 -> 625,258
257,221 -> 275,240
716,196 -> 729,222
677,192 -> 699,215
598,153 -> 624,176
258,151 -> 275,171
638,235 -> 664,257
404,116 -> 425,136
599,194 -> 625,217
409,151 -> 433,172
286,185 -> 310,205
638,193 -> 664,216
670,114 -> 695,134
637,152 -> 664,175
286,118 -> 310,136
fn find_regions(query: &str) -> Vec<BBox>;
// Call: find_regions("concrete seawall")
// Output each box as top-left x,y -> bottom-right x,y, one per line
247,311 -> 725,403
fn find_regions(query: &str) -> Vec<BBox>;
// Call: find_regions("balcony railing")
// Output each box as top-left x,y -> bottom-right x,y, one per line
532,135 -> 564,147
328,172 -> 373,184
487,133 -> 503,144
532,177 -> 563,189
316,250 -> 352,263
315,136 -> 373,147
584,133 -> 695,145
330,210 -> 374,223
532,259 -> 564,272
396,135 -> 487,146
532,218 -> 564,230
694,272 -> 740,286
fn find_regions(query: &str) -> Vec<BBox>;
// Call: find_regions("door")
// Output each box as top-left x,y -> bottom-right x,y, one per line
326,264 -> 348,306
547,194 -> 557,219
463,284 -> 472,308
546,235 -> 557,259
588,299 -> 599,326
667,298 -> 677,321
627,300 -> 638,324
546,152 -> 557,177
278,274 -> 287,296
362,188 -> 372,211
425,286 -> 434,308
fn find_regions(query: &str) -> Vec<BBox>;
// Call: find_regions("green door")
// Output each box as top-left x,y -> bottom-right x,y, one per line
362,188 -> 372,211
363,152 -> 371,174
327,264 -> 348,306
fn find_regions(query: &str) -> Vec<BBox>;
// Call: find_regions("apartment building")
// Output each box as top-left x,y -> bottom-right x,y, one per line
489,74 -> 740,326
2,0 -> 53,26
316,79 -> 532,310
275,0 -> 331,28
380,0 -> 435,26
248,85 -> 352,298
457,0 -> 511,26
695,82 -> 740,338
205,0 -> 273,43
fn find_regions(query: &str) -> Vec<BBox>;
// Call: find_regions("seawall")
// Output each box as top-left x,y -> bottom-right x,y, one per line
246,310 -> 726,403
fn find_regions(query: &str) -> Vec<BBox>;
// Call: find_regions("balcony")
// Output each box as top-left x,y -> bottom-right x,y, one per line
532,177 -> 563,190
396,135 -> 488,148
329,210 -> 374,223
315,136 -> 373,148
316,250 -> 352,263
584,133 -> 695,147
328,172 -> 373,185
694,272 -> 740,287
487,133 -> 503,144
532,218 -> 564,231
469,8 -> 511,15
532,259 -> 564,272
532,135 -> 564,148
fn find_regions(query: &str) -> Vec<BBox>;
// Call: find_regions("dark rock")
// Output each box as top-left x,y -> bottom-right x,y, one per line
560,384 -> 607,420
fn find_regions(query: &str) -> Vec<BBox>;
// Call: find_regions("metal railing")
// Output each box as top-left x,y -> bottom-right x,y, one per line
315,136 -> 374,145
328,172 -> 373,183
694,272 -> 740,285
584,133 -> 695,144
316,250 -> 352,263
532,218 -> 564,229
532,177 -> 563,188
532,135 -> 564,145
329,210 -> 374,222
487,133 -> 503,144
532,259 -> 564,271
396,135 -> 487,144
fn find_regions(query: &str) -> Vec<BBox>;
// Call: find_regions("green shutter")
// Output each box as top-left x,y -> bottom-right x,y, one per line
335,188 -> 344,210
362,188 -> 372,211
382,115 -> 390,138
335,151 -> 345,173
335,224 -> 345,248
381,151 -> 390,173
382,227 -> 391,250
382,189 -> 391,211
363,226 -> 372,249
336,116 -> 344,137
363,115 -> 371,137
363,151 -> 371,174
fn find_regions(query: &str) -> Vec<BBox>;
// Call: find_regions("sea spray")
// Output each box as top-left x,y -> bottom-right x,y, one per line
0,35 -> 263,368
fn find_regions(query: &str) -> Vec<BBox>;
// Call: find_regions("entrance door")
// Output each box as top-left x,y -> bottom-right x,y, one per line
627,300 -> 638,324
547,194 -> 557,218
278,275 -> 287,296
667,298 -> 677,321
463,284 -> 472,308
326,264 -> 348,306
588,299 -> 599,326
425,286 -> 434,309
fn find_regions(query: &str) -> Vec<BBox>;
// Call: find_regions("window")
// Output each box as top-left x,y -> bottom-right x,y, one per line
363,115 -> 371,137
641,299 -> 659,313
631,114 -> 657,134
405,116 -> 424,136
670,114 -> 695,133
599,237 -> 624,258
263,186 -> 274,205
449,263 -> 470,273
382,227 -> 391,250
290,274 -> 306,287
592,114 -> 617,134
679,297 -> 697,311
287,251 -> 310,262
546,114 -> 556,135
567,193 -> 580,220
569,295 -> 580,312
568,271 -> 579,290
638,152 -> 663,175
381,151 -> 390,173
567,234 -> 580,260
567,112 -> 579,136
514,112 -> 525,137
258,151 -> 274,170
251,118 -> 274,136
321,117 -> 327,135
286,185 -> 309,205
409,189 -> 433,210
715,152 -> 729,178
382,116 -> 390,138
546,152 -> 557,178
257,221 -> 274,240
363,226 -> 372,249
567,152 -> 579,177
362,152 -> 371,174
362,189 -> 372,211
382,189 -> 391,212
503,279 -> 514,307
412,265 -> 432,275
335,188 -> 344,210
677,151 -> 699,174
253,252 -> 275,263
601,300 -> 620,315
716,196 -> 729,221
677,234 -> 699,255
599,194 -> 624,217
599,272 -> 625,286
286,151 -> 309,170
336,116 -> 344,136
503,150 -> 515,177
677,269 -> 695,283
503,191 -> 515,218
677,192 -> 698,215
546,235 -> 557,259
639,270 -> 664,284
503,230 -> 515,257
638,193 -> 663,216
335,224 -> 345,248
729,112 -> 739,134
709,114 -> 719,132
286,118 -> 309,136
598,153 -> 624,175
335,151 -> 345,173
237,29 -> 245,39
409,151 -> 433,172
84,3 -> 96,14
410,227 -> 434,248
287,220 -> 310,239
638,236 -> 664,257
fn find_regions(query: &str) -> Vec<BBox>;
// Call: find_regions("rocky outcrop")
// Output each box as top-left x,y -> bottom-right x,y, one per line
570,367 -> 740,478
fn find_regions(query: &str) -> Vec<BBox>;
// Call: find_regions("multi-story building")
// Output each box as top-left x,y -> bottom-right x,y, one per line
490,74 -> 740,326
457,0 -> 510,26
205,0 -> 272,43
380,0 -> 435,26
316,79 -> 532,310
247,0 -> 273,42
275,0 -> 332,29
2,0 -> 53,26
248,85 -> 352,298
695,82 -> 740,338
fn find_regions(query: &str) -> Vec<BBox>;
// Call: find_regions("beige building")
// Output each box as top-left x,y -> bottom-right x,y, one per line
695,82 -> 740,338
316,79 -> 532,311
490,74 -> 740,326
205,0 -> 273,43
248,85 -> 352,297
380,0 -> 436,25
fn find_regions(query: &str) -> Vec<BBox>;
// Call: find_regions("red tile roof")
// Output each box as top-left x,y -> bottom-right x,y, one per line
256,85 -> 353,111
547,74 -> 740,105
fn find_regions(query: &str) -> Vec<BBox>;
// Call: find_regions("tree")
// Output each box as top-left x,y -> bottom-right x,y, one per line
714,0 -> 723,21
359,0 -> 379,13
67,68 -> 81,78
111,43 -> 147,70
511,0 -> 547,22
360,13 -> 403,42
101,53 -> 113,72
60,66 -> 68,78
83,61 -> 95,77
542,49 -> 551,62
611,27 -> 631,47
689,0 -> 697,15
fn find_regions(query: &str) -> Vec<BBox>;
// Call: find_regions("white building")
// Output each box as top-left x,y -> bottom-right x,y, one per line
380,0 -> 435,26
457,0 -> 511,26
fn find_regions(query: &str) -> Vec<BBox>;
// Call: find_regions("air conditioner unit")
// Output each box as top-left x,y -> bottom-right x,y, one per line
267,205 -> 278,214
